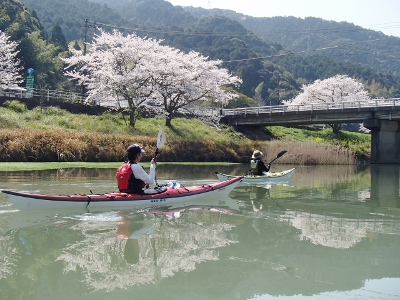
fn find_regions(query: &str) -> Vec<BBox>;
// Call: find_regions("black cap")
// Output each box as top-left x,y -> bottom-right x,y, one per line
126,144 -> 145,161
127,144 -> 145,156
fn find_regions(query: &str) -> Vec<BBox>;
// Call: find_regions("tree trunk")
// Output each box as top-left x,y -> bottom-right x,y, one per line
129,108 -> 136,127
331,123 -> 342,135
165,117 -> 172,127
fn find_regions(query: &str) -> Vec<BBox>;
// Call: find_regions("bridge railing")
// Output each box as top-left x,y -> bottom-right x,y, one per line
1,88 -> 119,106
3,88 -> 400,114
222,98 -> 400,116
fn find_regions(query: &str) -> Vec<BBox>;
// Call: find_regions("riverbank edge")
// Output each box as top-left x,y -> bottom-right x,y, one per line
0,162 -> 243,172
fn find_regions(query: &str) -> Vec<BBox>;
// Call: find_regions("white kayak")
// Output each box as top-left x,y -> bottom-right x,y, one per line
215,168 -> 295,183
1,176 -> 243,211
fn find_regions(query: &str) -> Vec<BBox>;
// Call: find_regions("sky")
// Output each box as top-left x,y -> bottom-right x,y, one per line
167,0 -> 400,38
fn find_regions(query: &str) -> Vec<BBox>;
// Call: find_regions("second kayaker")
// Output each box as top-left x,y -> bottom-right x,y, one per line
250,150 -> 270,175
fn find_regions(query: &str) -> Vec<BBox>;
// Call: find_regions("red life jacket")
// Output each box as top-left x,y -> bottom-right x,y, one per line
116,162 -> 146,193
116,162 -> 132,192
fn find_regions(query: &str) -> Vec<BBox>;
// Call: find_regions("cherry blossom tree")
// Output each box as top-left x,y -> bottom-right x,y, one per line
63,29 -> 161,127
0,30 -> 22,88
151,49 -> 241,127
285,75 -> 370,134
62,29 -> 241,127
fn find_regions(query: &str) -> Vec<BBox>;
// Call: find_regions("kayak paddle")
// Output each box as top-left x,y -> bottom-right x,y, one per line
155,126 -> 166,161
268,150 -> 287,166
154,126 -> 166,185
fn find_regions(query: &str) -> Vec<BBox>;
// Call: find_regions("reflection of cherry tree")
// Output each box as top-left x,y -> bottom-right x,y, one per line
0,234 -> 20,280
57,221 -> 154,291
285,212 -> 388,249
56,213 -> 237,292
155,217 -> 236,277
357,189 -> 371,202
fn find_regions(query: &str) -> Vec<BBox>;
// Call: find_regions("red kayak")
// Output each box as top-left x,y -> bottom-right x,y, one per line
1,176 -> 243,211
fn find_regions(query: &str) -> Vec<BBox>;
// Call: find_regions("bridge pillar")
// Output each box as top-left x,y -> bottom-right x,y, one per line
364,119 -> 400,164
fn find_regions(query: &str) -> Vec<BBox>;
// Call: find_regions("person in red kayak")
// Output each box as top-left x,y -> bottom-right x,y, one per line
250,150 -> 270,175
116,144 -> 157,194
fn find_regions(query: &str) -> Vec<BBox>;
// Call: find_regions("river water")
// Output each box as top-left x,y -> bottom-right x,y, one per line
0,164 -> 399,300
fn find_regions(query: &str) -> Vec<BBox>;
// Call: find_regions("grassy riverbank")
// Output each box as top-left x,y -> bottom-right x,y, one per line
0,100 -> 370,165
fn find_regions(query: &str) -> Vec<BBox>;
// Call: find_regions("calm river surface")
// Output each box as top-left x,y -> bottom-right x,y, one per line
0,164 -> 400,300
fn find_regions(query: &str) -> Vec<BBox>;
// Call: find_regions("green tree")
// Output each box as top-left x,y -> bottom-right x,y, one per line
23,31 -> 66,89
224,91 -> 256,108
50,23 -> 68,51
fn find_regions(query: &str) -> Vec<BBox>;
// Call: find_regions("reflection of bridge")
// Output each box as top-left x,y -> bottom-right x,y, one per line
221,98 -> 400,164
370,164 -> 400,207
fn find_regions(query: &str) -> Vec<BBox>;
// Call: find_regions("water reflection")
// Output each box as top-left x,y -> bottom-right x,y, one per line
57,203 -> 242,292
370,164 -> 400,206
0,164 -> 400,299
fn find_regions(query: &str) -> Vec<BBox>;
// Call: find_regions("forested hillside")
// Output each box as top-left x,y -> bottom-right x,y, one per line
0,0 -> 67,89
87,0 -> 400,99
91,0 -> 196,29
7,0 -> 400,102
185,7 -> 400,76
22,0 -> 130,41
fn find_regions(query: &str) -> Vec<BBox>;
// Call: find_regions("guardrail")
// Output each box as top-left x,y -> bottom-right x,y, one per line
0,89 -> 219,118
0,88 -> 127,107
222,98 -> 400,116
0,88 -> 85,103
31,89 -> 85,103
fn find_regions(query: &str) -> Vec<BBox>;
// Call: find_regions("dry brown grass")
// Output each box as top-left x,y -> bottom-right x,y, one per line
261,140 -> 357,165
0,129 -> 148,162
0,128 -> 356,164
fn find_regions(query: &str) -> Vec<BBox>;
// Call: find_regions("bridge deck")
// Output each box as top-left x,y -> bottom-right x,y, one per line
221,98 -> 400,126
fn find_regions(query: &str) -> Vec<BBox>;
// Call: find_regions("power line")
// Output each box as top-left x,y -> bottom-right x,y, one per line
223,38 -> 393,63
83,19 -> 398,64
83,19 -> 400,39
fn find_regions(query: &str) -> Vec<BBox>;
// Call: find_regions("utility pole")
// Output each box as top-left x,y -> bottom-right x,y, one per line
81,19 -> 101,100
275,72 -> 281,105
277,73 -> 280,103
84,19 -> 88,55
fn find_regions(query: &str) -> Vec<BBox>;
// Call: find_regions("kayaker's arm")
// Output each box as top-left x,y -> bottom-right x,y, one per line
259,160 -> 270,173
132,163 -> 156,185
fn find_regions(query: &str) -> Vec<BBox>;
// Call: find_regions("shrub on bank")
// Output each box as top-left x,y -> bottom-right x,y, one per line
0,128 -> 357,164
0,102 -> 367,164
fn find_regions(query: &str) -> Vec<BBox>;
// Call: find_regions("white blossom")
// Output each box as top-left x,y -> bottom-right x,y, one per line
288,75 -> 370,105
0,30 -> 23,88
62,29 -> 241,127
151,49 -> 241,126
285,75 -> 370,133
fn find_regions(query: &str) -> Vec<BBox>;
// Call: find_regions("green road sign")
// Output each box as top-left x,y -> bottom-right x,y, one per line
26,75 -> 34,89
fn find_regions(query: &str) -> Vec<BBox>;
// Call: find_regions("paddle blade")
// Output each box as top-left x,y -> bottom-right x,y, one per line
268,150 -> 287,165
277,150 -> 287,158
157,126 -> 166,149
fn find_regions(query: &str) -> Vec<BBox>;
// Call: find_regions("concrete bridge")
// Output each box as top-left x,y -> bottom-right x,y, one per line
220,98 -> 400,164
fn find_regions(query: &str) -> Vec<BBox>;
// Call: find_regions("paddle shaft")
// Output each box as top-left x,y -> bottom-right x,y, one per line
154,127 -> 166,186
154,149 -> 160,186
